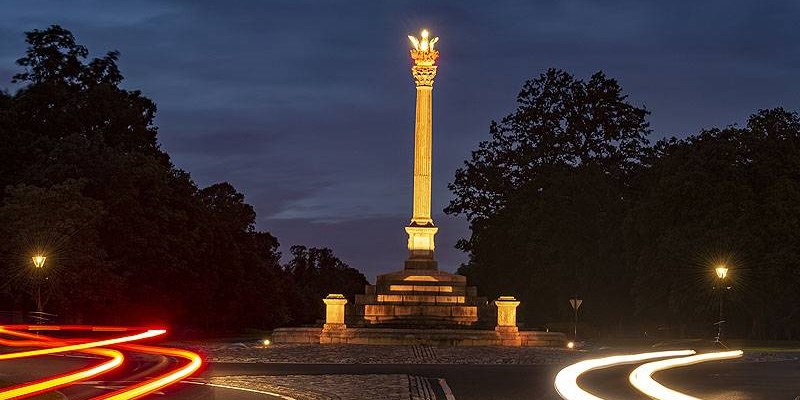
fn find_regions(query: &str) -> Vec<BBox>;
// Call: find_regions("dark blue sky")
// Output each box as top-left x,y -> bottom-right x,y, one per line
1,1 -> 798,280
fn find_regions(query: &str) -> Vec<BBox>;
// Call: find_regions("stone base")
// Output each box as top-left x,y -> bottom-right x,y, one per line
321,324 -> 349,344
495,326 -> 519,334
272,327 -> 322,344
495,326 -> 522,346
323,323 -> 347,331
273,327 -> 566,347
356,268 -> 487,326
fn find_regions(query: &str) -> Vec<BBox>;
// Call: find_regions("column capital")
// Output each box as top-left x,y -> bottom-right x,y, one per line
408,30 -> 439,87
323,293 -> 348,306
412,65 -> 437,87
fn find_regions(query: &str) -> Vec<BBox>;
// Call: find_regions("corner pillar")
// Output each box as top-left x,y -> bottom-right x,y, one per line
495,296 -> 521,346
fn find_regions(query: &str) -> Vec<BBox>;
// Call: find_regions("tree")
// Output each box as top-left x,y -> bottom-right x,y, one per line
0,25 -> 366,332
285,246 -> 368,325
0,180 -> 122,321
448,69 -> 650,331
446,68 -> 650,227
626,109 -> 800,339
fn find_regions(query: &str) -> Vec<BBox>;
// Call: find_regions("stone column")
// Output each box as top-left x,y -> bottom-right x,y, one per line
323,294 -> 347,331
411,84 -> 434,226
495,296 -> 521,346
405,29 -> 440,270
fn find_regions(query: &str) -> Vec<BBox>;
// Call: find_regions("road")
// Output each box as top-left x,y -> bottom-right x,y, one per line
206,357 -> 800,400
0,352 -> 281,399
1,352 -> 798,399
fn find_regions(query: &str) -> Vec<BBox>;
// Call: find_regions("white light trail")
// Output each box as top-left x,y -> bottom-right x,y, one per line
628,350 -> 743,400
554,350 -> 696,400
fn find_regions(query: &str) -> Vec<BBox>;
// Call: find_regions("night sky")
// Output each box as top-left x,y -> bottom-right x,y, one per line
1,1 -> 798,280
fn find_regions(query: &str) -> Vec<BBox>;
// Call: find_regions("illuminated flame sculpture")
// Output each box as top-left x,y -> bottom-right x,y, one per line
405,29 -> 440,270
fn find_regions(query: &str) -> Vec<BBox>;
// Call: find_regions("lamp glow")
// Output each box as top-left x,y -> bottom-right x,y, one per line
715,265 -> 728,279
32,255 -> 46,268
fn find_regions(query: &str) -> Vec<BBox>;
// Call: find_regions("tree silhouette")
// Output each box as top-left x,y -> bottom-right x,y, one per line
0,25 -> 366,332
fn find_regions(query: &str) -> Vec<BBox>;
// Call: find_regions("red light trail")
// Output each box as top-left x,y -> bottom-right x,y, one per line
0,325 -> 204,399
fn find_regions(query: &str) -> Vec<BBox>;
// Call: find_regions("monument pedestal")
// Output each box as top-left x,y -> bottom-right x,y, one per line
355,268 -> 486,326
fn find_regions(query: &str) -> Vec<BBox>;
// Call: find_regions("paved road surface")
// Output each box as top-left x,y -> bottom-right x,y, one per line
2,353 -> 798,399
0,352 -> 280,399
207,359 -> 800,400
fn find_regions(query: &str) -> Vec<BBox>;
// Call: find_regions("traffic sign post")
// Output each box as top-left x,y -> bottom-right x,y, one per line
570,298 -> 582,342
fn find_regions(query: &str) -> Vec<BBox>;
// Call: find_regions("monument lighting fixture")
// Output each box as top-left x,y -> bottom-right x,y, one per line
566,341 -> 575,349
715,265 -> 728,280
32,255 -> 46,269
262,339 -> 271,346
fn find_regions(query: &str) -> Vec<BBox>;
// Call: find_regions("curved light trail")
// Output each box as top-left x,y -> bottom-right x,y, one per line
0,348 -> 124,400
0,325 -> 204,399
0,327 -> 127,399
0,329 -> 165,360
628,350 -> 744,400
554,350 -> 696,400
98,344 -> 204,400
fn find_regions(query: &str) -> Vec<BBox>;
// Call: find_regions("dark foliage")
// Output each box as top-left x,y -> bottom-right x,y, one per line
0,26 -> 366,332
449,69 -> 800,339
285,246 -> 368,325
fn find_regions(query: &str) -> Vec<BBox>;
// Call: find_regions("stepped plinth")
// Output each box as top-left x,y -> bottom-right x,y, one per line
355,269 -> 486,326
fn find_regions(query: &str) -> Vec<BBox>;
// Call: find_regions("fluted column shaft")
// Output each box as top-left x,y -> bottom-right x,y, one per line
412,85 -> 433,225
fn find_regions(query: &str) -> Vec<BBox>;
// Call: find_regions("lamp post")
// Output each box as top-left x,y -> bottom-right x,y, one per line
713,265 -> 729,347
31,255 -> 46,314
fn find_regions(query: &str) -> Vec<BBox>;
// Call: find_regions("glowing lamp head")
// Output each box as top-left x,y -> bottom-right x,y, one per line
566,341 -> 575,349
32,255 -> 46,269
262,339 -> 271,346
715,265 -> 728,280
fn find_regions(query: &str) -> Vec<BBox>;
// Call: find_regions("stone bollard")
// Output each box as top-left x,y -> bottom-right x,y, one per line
494,296 -> 521,345
323,294 -> 348,329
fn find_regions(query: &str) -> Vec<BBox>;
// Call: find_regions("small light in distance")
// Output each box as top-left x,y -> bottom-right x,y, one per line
263,339 -> 271,346
628,350 -> 743,400
554,350 -> 695,400
567,341 -> 575,349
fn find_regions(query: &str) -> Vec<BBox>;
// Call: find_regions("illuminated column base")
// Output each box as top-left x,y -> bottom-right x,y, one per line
404,225 -> 438,270
495,296 -> 521,346
322,294 -> 347,331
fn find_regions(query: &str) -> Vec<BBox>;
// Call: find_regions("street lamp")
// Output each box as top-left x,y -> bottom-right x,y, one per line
713,264 -> 729,347
31,254 -> 46,314
32,255 -> 46,269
